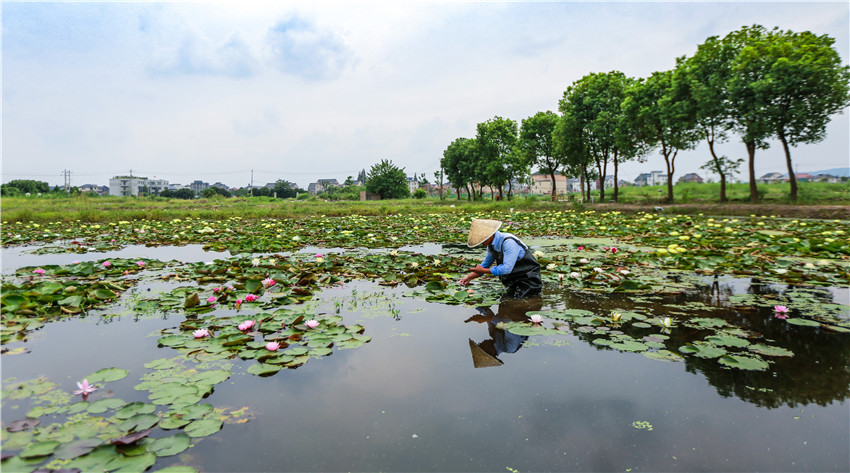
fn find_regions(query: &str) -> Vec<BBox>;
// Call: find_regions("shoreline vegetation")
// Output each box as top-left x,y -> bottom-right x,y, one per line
1,181 -> 848,224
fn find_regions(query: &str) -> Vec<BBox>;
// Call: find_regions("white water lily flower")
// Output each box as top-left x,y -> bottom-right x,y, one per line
546,263 -> 556,270
530,314 -> 543,324
433,259 -> 441,266
593,267 -> 603,273
662,317 -> 672,328
579,258 -> 589,264
570,272 -> 581,278
252,258 -> 261,267
533,250 -> 544,258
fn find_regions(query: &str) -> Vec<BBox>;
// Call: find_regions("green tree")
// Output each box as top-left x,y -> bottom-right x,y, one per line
366,159 -> 410,199
725,25 -> 775,203
476,116 -> 519,200
272,180 -> 301,198
623,70 -> 700,203
441,137 -> 476,200
1,180 -> 50,195
756,28 -> 850,202
675,34 -> 739,202
553,111 -> 592,200
520,111 -> 562,201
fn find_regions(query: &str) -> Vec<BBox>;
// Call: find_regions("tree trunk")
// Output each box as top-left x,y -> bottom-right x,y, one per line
612,151 -> 619,203
706,138 -> 727,203
579,168 -> 585,200
779,133 -> 798,203
664,150 -> 676,204
550,171 -> 557,201
746,140 -> 759,203
594,156 -> 605,203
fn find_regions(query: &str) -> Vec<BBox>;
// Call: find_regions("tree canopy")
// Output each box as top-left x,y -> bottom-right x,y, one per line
366,159 -> 410,199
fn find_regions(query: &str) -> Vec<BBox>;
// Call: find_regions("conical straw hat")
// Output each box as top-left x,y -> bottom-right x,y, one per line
467,219 -> 502,247
468,339 -> 503,368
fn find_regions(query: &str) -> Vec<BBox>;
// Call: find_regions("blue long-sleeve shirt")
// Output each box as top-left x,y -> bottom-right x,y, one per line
481,231 -> 526,276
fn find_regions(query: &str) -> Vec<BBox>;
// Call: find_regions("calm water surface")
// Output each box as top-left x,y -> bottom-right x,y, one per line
1,246 -> 848,472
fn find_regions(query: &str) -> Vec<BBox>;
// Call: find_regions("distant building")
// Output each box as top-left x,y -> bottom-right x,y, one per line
406,177 -> 420,193
812,174 -> 840,183
189,180 -> 209,196
168,183 -> 186,191
634,170 -> 667,187
530,173 -> 569,195
109,176 -> 169,196
80,184 -> 109,195
307,179 -> 339,195
678,173 -> 704,184
758,172 -> 784,184
793,173 -> 814,182
212,182 -> 230,190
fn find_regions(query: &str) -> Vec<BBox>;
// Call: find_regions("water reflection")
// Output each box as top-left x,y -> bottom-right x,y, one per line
465,296 -> 543,367
558,277 -> 850,409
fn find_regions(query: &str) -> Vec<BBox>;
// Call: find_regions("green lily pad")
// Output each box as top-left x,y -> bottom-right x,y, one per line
105,451 -> 156,472
119,413 -> 160,432
19,440 -> 60,458
749,344 -> 794,357
705,335 -> 750,348
785,318 -> 821,327
87,367 -> 130,383
114,402 -> 157,420
679,343 -> 727,359
718,354 -> 769,371
246,363 -> 281,376
183,418 -> 223,437
149,433 -> 191,456
53,437 -> 103,460
643,350 -> 683,362
87,398 -> 126,414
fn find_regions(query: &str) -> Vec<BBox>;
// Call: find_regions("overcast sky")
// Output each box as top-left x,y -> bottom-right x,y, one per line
2,1 -> 848,190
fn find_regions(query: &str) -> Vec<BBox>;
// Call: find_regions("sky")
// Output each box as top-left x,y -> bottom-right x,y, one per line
2,1 -> 849,190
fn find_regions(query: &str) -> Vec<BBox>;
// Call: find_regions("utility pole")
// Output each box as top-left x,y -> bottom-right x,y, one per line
61,169 -> 71,192
250,169 -> 254,197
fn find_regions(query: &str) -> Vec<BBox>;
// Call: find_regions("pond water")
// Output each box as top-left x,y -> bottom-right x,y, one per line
2,244 -> 849,472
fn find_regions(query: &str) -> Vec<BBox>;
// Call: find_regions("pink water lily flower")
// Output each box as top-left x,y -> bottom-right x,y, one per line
262,278 -> 276,288
102,261 -> 111,268
610,247 -> 618,253
238,320 -> 255,332
305,319 -> 319,329
774,305 -> 788,314
235,298 -> 243,306
73,379 -> 97,398
265,341 -> 281,351
530,314 -> 543,325
33,268 -> 45,275
213,287 -> 221,293
207,296 -> 217,303
244,294 -> 259,302
577,246 -> 584,250
136,261 -> 145,267
193,329 -> 210,338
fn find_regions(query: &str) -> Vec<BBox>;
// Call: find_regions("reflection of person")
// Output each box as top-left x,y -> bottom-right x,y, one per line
459,219 -> 542,299
466,296 -> 543,368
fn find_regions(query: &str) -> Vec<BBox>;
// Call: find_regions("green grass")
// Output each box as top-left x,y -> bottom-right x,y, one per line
1,180 -> 848,224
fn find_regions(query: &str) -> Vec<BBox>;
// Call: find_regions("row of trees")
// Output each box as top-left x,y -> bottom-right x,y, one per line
442,25 -> 850,203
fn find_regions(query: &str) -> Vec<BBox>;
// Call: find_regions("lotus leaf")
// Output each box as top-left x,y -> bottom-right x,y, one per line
785,318 -> 821,327
105,451 -> 157,472
87,398 -> 126,414
183,418 -> 223,437
749,344 -> 794,357
148,433 -> 191,456
87,367 -> 130,383
718,354 -> 769,371
247,363 -> 281,376
705,335 -> 750,348
19,440 -> 61,458
53,437 -> 103,460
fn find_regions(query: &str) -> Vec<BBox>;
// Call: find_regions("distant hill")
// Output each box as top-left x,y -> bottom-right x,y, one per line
810,167 -> 849,177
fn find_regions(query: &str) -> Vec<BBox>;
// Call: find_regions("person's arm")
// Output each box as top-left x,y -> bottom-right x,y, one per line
460,247 -> 494,285
488,239 -> 522,276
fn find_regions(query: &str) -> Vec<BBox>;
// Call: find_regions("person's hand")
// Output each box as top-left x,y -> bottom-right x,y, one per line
469,264 -> 488,275
459,272 -> 476,286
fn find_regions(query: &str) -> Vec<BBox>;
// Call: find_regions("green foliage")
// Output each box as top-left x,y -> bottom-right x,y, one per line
413,188 -> 427,199
200,187 -> 231,199
366,159 -> 410,199
1,180 -> 51,195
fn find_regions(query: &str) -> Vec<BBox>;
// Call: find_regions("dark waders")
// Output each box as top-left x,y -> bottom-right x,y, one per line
489,236 -> 542,299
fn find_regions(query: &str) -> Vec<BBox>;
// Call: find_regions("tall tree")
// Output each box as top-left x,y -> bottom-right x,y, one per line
675,35 -> 738,202
756,28 -> 850,202
725,25 -> 775,203
553,111 -> 592,200
559,71 -> 632,202
476,116 -> 519,200
520,111 -> 562,201
623,70 -> 700,203
366,159 -> 410,199
441,137 -> 476,200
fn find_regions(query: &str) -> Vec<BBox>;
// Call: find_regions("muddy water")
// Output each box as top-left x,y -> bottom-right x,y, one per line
3,272 -> 848,472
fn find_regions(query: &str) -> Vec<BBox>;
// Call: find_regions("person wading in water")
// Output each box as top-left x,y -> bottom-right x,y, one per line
459,219 -> 542,299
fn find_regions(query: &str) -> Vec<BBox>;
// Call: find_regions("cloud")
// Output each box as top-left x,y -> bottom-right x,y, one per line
149,32 -> 256,78
265,16 -> 354,80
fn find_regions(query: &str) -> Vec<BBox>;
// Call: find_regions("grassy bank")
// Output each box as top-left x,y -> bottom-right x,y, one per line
1,181 -> 848,224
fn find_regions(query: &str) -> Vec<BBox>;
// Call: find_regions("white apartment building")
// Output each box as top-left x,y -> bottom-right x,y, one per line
109,176 -> 169,196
